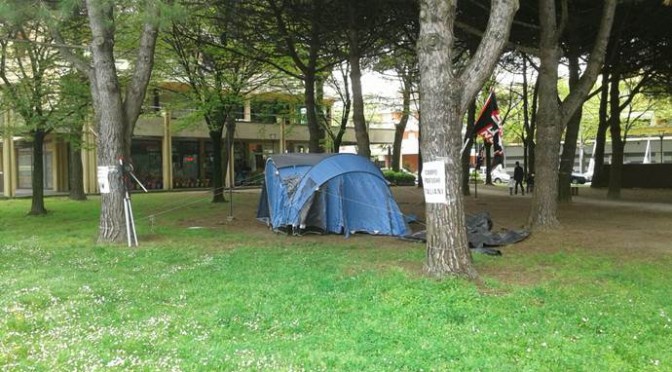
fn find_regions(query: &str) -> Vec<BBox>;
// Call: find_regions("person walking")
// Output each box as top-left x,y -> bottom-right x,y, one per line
513,161 -> 525,195
526,172 -> 535,193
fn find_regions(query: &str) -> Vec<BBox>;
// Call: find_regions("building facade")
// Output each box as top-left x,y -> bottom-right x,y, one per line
0,101 -> 400,197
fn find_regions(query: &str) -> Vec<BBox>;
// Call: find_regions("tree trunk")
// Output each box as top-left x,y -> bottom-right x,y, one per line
29,130 -> 47,215
521,55 -> 531,174
417,107 -> 423,188
526,77 -> 539,174
528,0 -> 615,230
304,72 -> 324,153
222,115 -> 236,195
607,69 -> 623,200
122,3 -> 159,158
461,100 -> 476,196
418,0 -> 517,278
558,51 -> 582,202
418,0 -> 474,279
68,138 -> 87,201
210,126 -> 226,203
558,108 -> 581,201
347,8 -> 371,159
529,0 -> 563,228
591,71 -> 610,187
87,0 -> 132,244
393,75 -> 413,171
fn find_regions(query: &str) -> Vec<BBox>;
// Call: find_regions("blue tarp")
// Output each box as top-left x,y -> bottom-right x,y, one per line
257,153 -> 411,237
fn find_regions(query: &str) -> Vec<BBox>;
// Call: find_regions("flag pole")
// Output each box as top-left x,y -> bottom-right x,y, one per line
474,135 -> 478,199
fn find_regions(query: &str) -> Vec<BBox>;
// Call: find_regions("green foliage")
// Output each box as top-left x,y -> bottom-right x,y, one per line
382,170 -> 416,185
1,193 -> 671,369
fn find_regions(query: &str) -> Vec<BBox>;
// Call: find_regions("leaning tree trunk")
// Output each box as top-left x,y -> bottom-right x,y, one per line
210,127 -> 226,203
526,77 -> 539,175
221,115 -> 236,194
607,70 -> 623,200
347,11 -> 371,159
461,100 -> 476,196
558,50 -> 582,202
521,55 -> 531,174
304,72 -> 325,153
29,130 -> 47,215
558,108 -> 581,201
591,71 -> 610,187
68,138 -> 87,201
392,75 -> 412,171
392,114 -> 407,171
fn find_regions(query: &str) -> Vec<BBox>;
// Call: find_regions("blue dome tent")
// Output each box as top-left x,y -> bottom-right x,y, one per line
257,153 -> 411,237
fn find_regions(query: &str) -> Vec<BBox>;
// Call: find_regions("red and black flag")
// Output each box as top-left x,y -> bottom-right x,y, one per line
474,91 -> 504,164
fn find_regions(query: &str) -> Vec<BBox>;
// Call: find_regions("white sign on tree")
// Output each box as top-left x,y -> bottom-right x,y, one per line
97,166 -> 111,194
421,160 -> 449,204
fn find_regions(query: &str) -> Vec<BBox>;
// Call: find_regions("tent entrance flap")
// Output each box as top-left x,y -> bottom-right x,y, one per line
298,187 -> 328,233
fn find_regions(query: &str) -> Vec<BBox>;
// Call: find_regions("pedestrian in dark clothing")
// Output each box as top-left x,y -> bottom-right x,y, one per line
513,161 -> 525,195
526,172 -> 535,193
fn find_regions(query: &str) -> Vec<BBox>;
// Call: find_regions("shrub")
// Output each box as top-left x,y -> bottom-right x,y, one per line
383,170 -> 416,185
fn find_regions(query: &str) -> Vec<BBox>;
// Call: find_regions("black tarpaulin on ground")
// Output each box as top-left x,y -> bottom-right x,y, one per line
404,211 -> 530,256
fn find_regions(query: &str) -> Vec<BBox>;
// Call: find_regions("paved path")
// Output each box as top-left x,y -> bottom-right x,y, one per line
572,195 -> 672,213
470,184 -> 672,214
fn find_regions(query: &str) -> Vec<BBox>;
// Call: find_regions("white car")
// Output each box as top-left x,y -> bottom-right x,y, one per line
469,166 -> 511,184
490,167 -> 511,184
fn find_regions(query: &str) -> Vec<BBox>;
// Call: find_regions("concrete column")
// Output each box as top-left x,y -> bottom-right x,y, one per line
54,138 -> 69,191
280,119 -> 286,153
2,111 -> 16,197
2,134 -> 15,197
244,99 -> 251,122
161,111 -> 173,189
81,120 -> 98,194
225,144 -> 234,188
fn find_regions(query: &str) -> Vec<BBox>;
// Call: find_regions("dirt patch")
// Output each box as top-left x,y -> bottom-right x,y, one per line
174,185 -> 672,286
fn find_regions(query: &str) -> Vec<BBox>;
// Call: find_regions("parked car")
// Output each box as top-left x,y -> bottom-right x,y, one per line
468,166 -> 511,184
570,172 -> 587,184
490,166 -> 511,184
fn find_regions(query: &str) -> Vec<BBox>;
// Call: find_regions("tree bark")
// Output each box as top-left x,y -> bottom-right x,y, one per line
558,50 -> 582,202
209,125 -> 226,203
526,77 -> 539,175
591,71 -> 610,187
461,100 -> 476,196
122,3 -> 160,157
418,0 -> 517,278
84,0 -> 159,244
68,136 -> 87,201
347,6 -> 371,159
304,72 -> 325,153
607,69 -> 623,200
393,74 -> 413,171
528,0 -> 615,230
222,115 -> 236,196
29,130 -> 47,215
529,0 -> 564,228
521,55 -> 531,174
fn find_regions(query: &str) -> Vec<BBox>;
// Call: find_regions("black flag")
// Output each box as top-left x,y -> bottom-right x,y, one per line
474,91 -> 504,165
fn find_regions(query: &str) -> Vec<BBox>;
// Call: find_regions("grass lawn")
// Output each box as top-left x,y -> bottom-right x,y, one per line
1,190 -> 671,370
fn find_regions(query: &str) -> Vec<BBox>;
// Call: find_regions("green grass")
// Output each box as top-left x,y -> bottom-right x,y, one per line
1,193 -> 671,370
